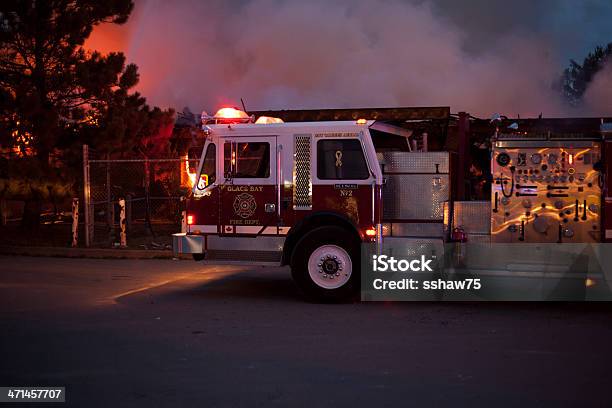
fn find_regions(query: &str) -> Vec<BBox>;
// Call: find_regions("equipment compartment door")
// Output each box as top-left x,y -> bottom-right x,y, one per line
605,141 -> 612,242
218,136 -> 279,236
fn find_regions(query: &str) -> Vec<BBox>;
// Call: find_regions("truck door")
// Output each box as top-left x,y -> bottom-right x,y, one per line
218,136 -> 279,235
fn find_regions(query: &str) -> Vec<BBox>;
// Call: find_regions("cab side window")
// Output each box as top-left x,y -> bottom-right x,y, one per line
317,139 -> 369,180
224,142 -> 270,178
202,144 -> 216,184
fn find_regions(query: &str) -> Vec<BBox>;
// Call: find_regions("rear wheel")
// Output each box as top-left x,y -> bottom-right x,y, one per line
291,226 -> 360,302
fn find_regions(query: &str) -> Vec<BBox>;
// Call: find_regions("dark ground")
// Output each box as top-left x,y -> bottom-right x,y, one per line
0,223 -> 176,249
1,256 -> 612,407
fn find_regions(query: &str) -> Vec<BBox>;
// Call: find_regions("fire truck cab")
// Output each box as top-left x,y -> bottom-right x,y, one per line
173,108 -> 406,300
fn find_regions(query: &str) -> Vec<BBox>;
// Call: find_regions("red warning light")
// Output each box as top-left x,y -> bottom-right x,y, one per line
214,107 -> 250,123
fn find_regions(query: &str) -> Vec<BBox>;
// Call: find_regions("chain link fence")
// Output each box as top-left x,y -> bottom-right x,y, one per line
83,145 -> 199,248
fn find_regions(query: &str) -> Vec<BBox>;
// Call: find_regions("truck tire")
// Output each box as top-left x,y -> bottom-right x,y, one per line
290,226 -> 360,302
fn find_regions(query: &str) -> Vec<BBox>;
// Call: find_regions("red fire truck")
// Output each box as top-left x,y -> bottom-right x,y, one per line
173,107 -> 607,301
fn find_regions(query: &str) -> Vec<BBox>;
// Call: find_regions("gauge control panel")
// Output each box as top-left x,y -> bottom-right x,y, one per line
491,140 -> 601,243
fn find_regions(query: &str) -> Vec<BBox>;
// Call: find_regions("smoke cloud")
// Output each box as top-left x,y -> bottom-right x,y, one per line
88,0 -> 612,117
584,64 -> 612,114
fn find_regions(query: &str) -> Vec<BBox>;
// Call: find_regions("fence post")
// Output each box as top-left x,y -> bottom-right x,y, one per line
144,158 -> 154,237
125,193 -> 132,229
83,144 -> 92,247
180,196 -> 187,233
71,197 -> 79,247
119,198 -> 127,248
106,156 -> 115,244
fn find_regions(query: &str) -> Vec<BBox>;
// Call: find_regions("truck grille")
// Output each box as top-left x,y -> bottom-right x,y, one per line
293,134 -> 312,210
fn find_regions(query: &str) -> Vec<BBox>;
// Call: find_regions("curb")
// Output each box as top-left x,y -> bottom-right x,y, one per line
0,246 -> 192,260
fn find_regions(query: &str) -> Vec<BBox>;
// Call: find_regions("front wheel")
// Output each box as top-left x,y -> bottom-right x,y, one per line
290,226 -> 360,302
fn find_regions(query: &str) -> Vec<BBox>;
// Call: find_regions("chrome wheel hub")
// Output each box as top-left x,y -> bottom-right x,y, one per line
308,245 -> 352,289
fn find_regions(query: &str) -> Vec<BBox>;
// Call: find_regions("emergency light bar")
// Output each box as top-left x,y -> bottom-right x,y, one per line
255,116 -> 284,124
202,107 -> 254,124
201,107 -> 286,126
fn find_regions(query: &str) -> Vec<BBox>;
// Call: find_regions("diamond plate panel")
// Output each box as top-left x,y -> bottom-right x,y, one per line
391,222 -> 445,237
453,201 -> 491,234
379,152 -> 449,174
382,237 -> 444,259
293,134 -> 312,210
465,233 -> 491,244
382,174 -> 449,220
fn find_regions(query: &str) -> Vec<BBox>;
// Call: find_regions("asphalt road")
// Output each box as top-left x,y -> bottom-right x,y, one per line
1,256 -> 612,407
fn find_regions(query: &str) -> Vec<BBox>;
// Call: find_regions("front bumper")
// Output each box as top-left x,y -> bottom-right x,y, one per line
172,233 -> 204,257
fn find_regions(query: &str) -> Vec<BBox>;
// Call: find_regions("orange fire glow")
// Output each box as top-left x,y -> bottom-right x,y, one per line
183,155 -> 209,190
183,155 -> 197,187
11,120 -> 33,157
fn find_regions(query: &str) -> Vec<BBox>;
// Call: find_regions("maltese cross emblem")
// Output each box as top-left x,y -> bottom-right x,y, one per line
233,193 -> 257,219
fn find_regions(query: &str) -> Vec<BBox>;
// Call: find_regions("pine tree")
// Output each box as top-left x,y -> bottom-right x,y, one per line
0,0 -> 173,227
561,43 -> 612,107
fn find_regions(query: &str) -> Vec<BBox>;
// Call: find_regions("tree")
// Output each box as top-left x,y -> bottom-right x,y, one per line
66,51 -> 175,158
560,43 -> 612,107
0,0 -> 173,227
0,0 -> 134,159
